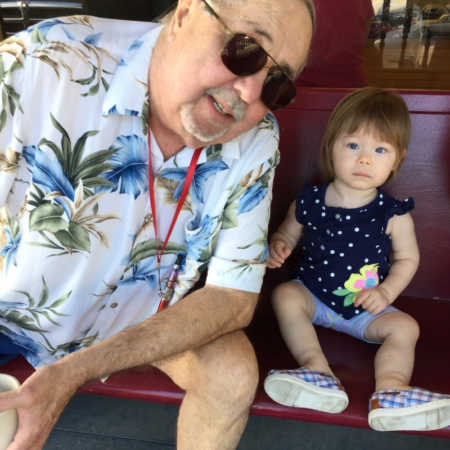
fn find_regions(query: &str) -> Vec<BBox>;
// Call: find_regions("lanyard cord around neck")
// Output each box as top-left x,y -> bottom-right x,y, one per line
147,130 -> 203,264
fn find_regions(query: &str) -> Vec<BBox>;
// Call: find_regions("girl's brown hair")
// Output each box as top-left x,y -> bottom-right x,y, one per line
319,87 -> 411,183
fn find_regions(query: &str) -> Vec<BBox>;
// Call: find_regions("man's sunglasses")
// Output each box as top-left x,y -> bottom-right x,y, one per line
201,0 -> 297,111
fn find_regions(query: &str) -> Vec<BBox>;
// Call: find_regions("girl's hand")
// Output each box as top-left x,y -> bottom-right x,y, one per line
354,286 -> 391,315
267,239 -> 292,268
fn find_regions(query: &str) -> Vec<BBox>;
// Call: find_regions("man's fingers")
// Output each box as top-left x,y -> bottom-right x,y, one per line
7,423 -> 47,450
0,388 -> 23,412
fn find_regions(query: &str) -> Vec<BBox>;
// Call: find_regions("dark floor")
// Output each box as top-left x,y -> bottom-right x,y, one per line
44,393 -> 449,450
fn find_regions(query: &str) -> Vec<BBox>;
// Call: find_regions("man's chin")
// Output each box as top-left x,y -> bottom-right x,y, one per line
180,103 -> 235,146
181,122 -> 230,147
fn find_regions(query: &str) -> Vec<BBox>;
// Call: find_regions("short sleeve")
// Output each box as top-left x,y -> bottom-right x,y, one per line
205,115 -> 280,293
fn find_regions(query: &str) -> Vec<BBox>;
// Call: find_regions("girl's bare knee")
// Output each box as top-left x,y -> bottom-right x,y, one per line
379,311 -> 420,344
400,313 -> 420,342
272,282 -> 310,316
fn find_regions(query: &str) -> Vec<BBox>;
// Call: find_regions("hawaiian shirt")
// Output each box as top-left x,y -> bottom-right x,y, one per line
0,16 -> 280,368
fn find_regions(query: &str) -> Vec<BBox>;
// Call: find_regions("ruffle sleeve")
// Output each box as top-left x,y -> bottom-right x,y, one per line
383,195 -> 415,228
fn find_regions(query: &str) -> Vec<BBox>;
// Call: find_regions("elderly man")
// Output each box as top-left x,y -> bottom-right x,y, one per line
0,0 -> 313,448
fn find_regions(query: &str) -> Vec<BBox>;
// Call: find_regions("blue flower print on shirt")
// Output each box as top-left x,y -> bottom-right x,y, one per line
259,243 -> 269,263
0,326 -> 42,367
107,105 -> 119,115
160,159 -> 228,204
128,39 -> 143,52
22,145 -> 36,167
262,112 -> 279,136
62,27 -> 75,41
84,33 -> 103,46
124,109 -> 139,117
26,145 -> 75,200
237,182 -> 268,215
97,135 -> 148,199
28,19 -> 65,39
0,226 -> 21,272
118,258 -> 159,289
119,39 -> 144,66
185,214 -> 221,262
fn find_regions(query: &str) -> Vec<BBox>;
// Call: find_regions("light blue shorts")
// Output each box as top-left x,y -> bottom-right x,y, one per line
293,279 -> 398,344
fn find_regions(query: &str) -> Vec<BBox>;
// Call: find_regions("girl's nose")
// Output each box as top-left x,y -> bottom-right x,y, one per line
358,152 -> 372,166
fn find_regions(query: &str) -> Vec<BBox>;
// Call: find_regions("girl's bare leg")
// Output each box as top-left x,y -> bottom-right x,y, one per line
272,281 -> 333,376
366,311 -> 450,431
364,311 -> 419,391
265,281 -> 348,413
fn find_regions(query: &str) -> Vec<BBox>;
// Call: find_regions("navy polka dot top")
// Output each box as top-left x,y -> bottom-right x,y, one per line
295,184 -> 414,319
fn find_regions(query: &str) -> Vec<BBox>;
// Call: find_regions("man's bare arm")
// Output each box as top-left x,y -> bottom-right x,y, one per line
0,284 -> 258,450
72,284 -> 258,381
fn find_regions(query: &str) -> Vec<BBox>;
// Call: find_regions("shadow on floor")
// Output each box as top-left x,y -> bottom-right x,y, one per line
45,393 -> 450,449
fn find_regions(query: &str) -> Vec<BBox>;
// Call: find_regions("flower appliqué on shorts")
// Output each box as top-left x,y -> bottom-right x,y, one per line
332,264 -> 379,307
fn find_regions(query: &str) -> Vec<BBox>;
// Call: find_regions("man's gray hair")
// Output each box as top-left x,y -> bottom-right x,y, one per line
158,0 -> 316,30
210,0 -> 316,29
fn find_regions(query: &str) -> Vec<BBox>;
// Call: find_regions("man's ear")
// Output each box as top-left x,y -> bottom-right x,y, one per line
168,0 -> 196,38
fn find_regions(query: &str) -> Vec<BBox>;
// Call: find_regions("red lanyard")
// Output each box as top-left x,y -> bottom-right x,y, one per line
147,131 -> 203,264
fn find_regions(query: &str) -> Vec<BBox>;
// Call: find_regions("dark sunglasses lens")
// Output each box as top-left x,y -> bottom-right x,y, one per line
262,71 -> 296,110
221,33 -> 267,76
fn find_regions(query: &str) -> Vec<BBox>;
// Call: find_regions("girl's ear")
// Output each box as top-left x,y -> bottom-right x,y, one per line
395,148 -> 408,171
389,147 -> 407,180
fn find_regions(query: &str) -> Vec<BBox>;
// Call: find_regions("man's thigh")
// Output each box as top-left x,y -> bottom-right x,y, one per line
153,330 -> 258,394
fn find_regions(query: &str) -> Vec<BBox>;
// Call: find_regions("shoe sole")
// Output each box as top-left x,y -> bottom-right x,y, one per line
264,373 -> 349,413
369,398 -> 450,431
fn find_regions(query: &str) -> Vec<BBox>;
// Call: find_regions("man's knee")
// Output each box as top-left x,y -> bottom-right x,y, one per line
157,331 -> 259,409
193,331 -> 258,405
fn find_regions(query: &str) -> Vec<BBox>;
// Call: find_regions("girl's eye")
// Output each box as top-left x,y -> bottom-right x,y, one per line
375,147 -> 387,154
347,142 -> 359,150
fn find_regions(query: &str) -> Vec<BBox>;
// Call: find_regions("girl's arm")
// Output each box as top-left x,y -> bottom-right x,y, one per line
355,212 -> 420,314
380,212 -> 420,303
267,200 -> 304,268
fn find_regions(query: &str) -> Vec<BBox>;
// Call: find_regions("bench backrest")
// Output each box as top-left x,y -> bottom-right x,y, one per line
271,88 -> 450,301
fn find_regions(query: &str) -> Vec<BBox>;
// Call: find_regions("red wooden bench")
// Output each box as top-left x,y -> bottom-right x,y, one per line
2,87 -> 450,439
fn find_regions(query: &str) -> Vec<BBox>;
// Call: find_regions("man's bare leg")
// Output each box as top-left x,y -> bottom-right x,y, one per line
154,330 -> 258,450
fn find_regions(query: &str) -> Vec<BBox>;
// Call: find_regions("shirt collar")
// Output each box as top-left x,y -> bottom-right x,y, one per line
102,23 -> 163,119
152,138 -> 241,169
193,139 -> 240,166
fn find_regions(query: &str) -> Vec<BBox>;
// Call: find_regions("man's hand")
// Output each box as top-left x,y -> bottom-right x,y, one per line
267,238 -> 292,268
0,363 -> 80,450
354,286 -> 391,315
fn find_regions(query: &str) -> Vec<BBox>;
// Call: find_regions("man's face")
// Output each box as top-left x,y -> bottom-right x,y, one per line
152,0 -> 312,151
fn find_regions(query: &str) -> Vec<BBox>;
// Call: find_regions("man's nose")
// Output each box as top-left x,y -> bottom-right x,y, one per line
232,69 -> 267,106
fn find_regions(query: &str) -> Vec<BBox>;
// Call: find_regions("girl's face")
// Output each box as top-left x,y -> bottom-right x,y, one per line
331,127 -> 399,192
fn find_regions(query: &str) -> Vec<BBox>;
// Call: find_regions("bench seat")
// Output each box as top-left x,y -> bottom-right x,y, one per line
2,87 -> 449,439
3,294 -> 449,438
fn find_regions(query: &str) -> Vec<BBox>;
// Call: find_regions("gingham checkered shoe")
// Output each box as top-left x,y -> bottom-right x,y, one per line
264,367 -> 348,413
369,387 -> 450,431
